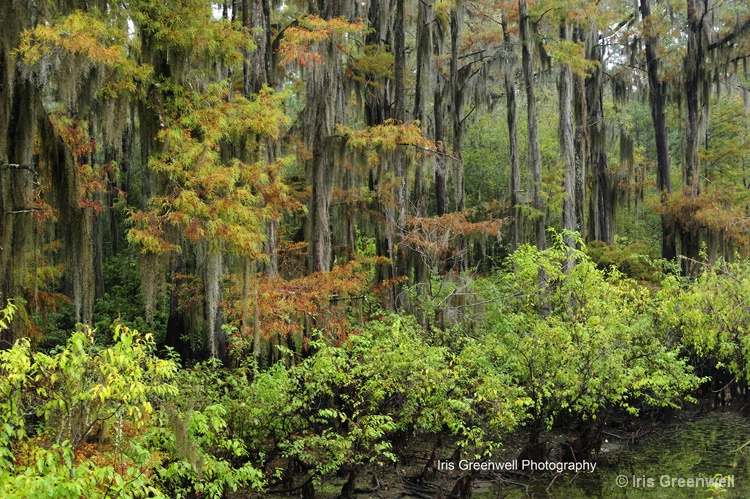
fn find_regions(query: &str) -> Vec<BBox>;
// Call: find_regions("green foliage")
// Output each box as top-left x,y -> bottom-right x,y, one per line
146,314 -> 526,492
147,360 -> 265,498
0,322 -> 177,498
586,237 -> 661,280
127,84 -> 294,258
658,258 -> 750,382
268,314 -> 527,476
92,255 -> 169,341
476,234 -> 701,432
271,317 -> 464,482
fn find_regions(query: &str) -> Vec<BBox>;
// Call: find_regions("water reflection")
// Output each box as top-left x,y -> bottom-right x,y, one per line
491,412 -> 750,498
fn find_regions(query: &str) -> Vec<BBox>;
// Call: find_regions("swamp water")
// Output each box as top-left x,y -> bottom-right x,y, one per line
490,411 -> 750,498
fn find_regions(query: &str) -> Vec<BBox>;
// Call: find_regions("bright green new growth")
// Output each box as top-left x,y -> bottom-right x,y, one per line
476,233 -> 702,438
0,315 -> 178,498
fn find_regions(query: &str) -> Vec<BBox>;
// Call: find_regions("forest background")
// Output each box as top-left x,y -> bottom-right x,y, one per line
2,0 -> 750,497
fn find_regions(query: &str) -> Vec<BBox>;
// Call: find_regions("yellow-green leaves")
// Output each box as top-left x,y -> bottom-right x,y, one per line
128,85 -> 294,258
477,234 -> 701,434
0,323 -> 178,497
16,11 -> 150,100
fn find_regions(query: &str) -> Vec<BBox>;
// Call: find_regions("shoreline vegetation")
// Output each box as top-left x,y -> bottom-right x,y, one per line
3,241 -> 750,497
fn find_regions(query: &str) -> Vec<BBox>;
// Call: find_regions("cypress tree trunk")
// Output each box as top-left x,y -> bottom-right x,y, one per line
450,1 -> 466,214
205,247 -> 227,362
573,28 -> 588,241
640,0 -> 676,260
503,20 -> 522,253
243,0 -> 271,95
394,0 -> 408,308
559,22 -> 576,262
450,1 -> 467,273
434,79 -> 448,218
0,2 -> 36,339
308,63 -> 334,274
585,29 -> 614,245
519,0 -> 546,252
432,10 -> 448,219
306,0 -> 346,274
364,0 -> 392,295
410,0 -> 430,303
683,0 -> 706,273
0,84 -> 35,336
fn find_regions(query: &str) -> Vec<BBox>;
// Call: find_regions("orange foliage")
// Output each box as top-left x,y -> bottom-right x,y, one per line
48,111 -> 113,213
278,15 -> 366,67
226,258 -> 378,354
403,209 -> 505,271
661,190 -> 750,239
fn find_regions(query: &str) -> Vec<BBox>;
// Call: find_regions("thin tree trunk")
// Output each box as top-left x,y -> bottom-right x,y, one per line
641,0 -> 676,260
503,20 -> 522,253
308,71 -> 334,273
682,0 -> 706,273
520,0 -> 549,317
205,248 -> 226,362
394,0 -> 408,308
411,0 -> 430,299
450,0 -> 466,214
585,29 -> 614,244
519,0 -> 546,252
450,1 -> 467,272
434,83 -> 447,218
573,30 -> 588,241
559,22 -> 576,265
432,10 -> 448,219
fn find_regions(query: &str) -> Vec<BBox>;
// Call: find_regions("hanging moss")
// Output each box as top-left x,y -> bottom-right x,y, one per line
139,252 -> 161,325
204,245 -> 225,362
0,0 -> 42,338
38,103 -> 95,325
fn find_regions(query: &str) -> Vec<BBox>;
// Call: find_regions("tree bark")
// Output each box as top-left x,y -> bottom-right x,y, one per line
585,29 -> 614,245
682,0 -> 707,273
450,0 -> 466,214
640,0 -> 676,260
205,247 -> 227,363
394,0 -> 408,307
559,22 -> 576,264
573,27 -> 588,241
519,0 -> 546,252
503,19 -> 522,252
0,2 -> 37,338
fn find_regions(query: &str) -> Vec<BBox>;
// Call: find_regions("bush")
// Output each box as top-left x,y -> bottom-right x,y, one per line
473,235 -> 701,454
0,318 -> 177,498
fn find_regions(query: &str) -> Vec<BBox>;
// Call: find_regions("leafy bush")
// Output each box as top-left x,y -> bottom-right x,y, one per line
658,258 -> 750,382
146,360 -> 266,499
474,235 -> 701,451
0,318 -> 177,498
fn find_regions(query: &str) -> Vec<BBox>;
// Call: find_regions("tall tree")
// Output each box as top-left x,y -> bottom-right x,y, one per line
559,22 -> 576,259
451,0 -> 467,214
0,1 -> 36,338
519,0 -> 546,252
303,5 -> 352,273
682,0 -> 707,271
640,0 -> 676,260
503,17 -> 522,252
585,26 -> 615,244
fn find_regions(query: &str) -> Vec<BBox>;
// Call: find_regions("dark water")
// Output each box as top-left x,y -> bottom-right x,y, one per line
489,412 -> 750,498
